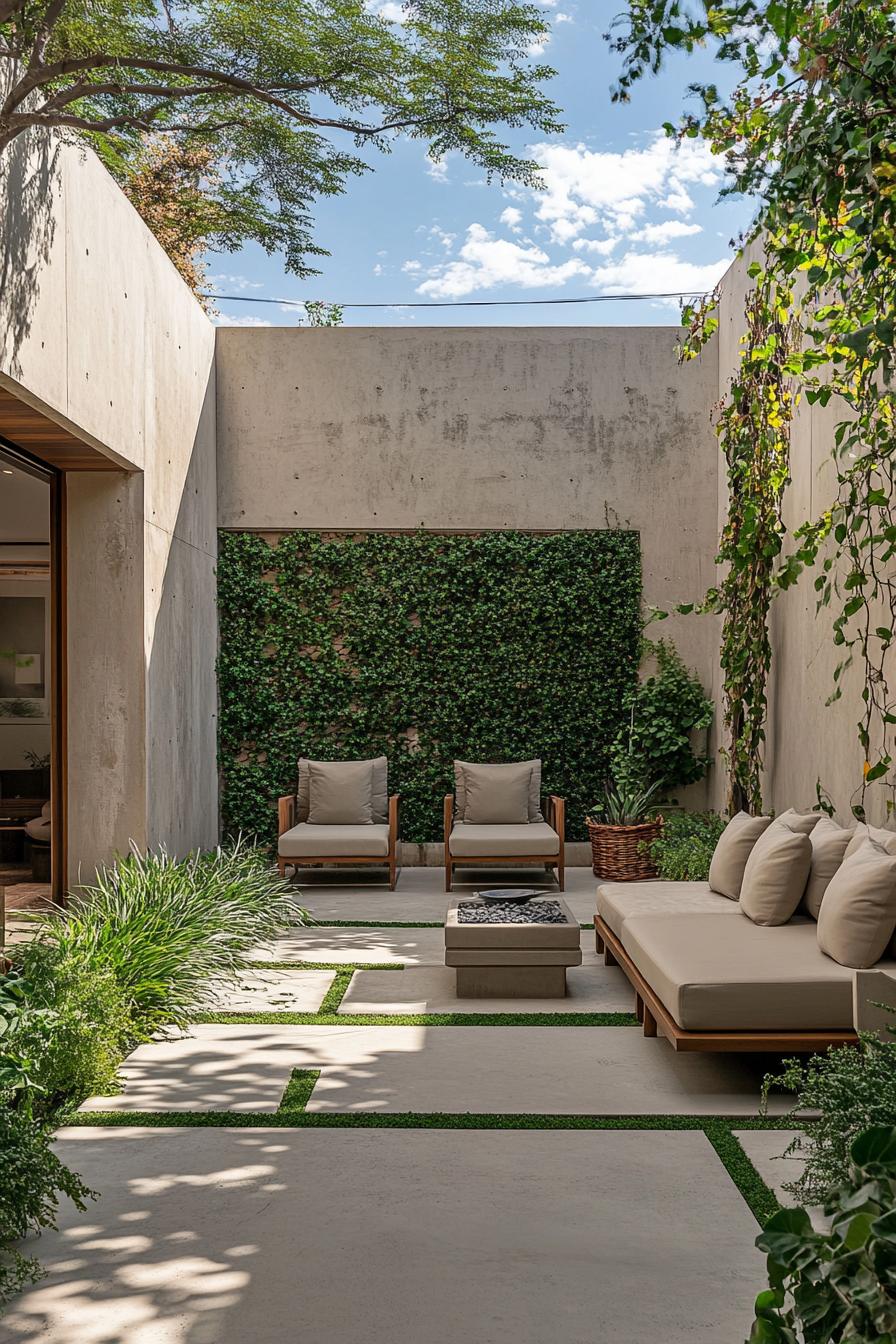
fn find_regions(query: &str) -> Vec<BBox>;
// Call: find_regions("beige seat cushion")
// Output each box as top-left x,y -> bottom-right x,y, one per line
449,821 -> 560,858
461,762 -> 531,825
307,759 -> 374,825
298,756 -> 388,824
279,823 -> 390,858
454,760 -> 544,823
802,816 -> 853,919
817,839 -> 896,968
739,823 -> 812,926
621,911 -> 859,1031
844,821 -> 896,860
596,881 -> 740,942
708,811 -> 773,900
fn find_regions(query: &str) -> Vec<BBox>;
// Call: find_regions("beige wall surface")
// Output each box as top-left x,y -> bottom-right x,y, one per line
0,131 -> 219,882
217,325 -> 721,803
715,253 -> 872,823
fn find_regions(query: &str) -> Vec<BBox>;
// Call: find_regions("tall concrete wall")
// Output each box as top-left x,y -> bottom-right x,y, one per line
216,326 -> 721,803
0,132 -> 218,882
715,255 -> 870,823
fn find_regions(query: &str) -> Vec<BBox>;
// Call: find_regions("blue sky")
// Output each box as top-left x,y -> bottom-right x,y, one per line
209,2 -> 754,328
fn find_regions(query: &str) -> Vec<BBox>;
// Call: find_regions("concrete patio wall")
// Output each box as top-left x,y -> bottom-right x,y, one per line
0,131 -> 219,883
715,253 -> 870,823
216,325 -> 721,806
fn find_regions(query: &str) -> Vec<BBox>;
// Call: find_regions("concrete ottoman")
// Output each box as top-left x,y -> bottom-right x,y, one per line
444,895 -> 582,998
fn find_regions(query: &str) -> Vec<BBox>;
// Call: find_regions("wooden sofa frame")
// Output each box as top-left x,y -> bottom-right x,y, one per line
594,915 -> 858,1054
444,793 -> 565,893
277,793 -> 401,890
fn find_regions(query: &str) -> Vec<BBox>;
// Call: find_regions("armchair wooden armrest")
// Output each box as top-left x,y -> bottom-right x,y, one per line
277,794 -> 296,836
544,795 -> 565,834
389,793 -> 401,843
444,794 -> 455,892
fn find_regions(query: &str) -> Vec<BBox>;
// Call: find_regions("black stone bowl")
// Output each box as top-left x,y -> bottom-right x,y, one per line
476,888 -> 542,904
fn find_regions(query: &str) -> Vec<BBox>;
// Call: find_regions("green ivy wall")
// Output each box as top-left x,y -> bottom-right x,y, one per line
217,529 -> 642,844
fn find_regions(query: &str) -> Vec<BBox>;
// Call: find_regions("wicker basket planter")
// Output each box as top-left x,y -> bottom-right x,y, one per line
586,817 -> 662,881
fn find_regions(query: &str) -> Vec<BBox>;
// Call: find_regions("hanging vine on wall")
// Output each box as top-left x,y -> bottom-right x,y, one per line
679,272 -> 797,816
613,0 -> 896,818
217,529 -> 642,845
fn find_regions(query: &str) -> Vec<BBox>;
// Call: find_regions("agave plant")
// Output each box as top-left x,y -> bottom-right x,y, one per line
34,838 -> 306,1033
587,776 -> 664,826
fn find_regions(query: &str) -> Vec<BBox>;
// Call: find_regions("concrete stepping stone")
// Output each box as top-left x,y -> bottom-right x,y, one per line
339,964 -> 634,1015
207,968 -> 335,1013
79,1024 -> 788,1117
4,1127 -> 762,1344
735,1129 -> 829,1231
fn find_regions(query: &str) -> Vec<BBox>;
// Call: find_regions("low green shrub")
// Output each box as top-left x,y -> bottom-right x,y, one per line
0,1104 -> 94,1306
610,640 -> 713,795
37,839 -> 305,1033
645,811 -> 726,880
750,1126 -> 896,1343
762,1035 -> 896,1206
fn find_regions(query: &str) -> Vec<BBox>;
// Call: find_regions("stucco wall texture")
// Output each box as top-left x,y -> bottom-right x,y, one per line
0,132 -> 219,881
216,325 -> 722,806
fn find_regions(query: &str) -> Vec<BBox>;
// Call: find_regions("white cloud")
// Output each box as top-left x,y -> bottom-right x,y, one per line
426,155 -> 449,182
206,273 -> 262,291
373,263 -> 384,276
572,236 -> 620,256
590,249 -> 730,301
528,36 -> 550,56
500,206 -> 524,233
416,222 -> 590,299
429,225 -> 456,249
531,133 -> 723,244
631,219 -> 702,245
401,259 -> 422,273
555,11 -> 573,21
213,313 -> 273,327
367,0 -> 405,21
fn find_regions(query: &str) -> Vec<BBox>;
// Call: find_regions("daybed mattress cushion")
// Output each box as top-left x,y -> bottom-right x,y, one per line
449,822 -> 559,857
596,881 -> 740,942
279,822 -> 390,858
620,911 -> 863,1031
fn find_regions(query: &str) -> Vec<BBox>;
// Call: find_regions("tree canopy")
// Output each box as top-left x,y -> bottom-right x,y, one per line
0,0 -> 563,275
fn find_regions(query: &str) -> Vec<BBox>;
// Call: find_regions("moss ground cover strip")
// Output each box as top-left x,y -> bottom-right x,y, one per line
198,1010 -> 640,1027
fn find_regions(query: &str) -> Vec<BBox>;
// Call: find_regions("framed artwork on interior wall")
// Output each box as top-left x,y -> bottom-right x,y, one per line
0,581 -> 51,724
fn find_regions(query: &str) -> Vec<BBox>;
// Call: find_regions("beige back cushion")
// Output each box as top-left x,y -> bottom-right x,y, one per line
739,822 -> 813,926
817,838 -> 896,968
460,761 -> 532,825
771,807 -> 821,836
708,811 -> 774,900
306,759 -> 374,825
454,759 -> 543,823
802,816 -> 853,920
298,756 -> 387,823
844,821 -> 896,860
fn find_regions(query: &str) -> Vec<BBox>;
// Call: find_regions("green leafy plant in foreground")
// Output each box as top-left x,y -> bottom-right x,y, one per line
0,1105 -> 94,1307
610,640 -> 713,796
750,1126 -> 896,1344
762,1037 -> 896,1208
36,839 -> 305,1033
645,811 -> 727,881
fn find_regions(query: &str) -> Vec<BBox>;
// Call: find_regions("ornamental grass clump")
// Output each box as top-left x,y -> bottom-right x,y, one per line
36,838 -> 305,1033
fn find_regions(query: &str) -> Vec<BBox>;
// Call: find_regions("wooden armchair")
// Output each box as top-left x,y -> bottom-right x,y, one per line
278,791 -> 401,890
444,790 -> 565,892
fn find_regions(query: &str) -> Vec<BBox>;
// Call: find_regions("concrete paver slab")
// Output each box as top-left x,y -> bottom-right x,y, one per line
4,1127 -> 762,1344
256,924 -> 605,967
207,969 -> 334,1013
81,1023 -> 785,1116
339,964 -> 635,1015
286,864 -> 598,925
735,1129 -> 828,1230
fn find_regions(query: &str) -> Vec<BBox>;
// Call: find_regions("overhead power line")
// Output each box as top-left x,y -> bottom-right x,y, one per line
202,289 -> 710,310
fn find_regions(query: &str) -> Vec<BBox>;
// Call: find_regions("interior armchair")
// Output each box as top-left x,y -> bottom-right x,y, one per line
278,756 -> 400,890
444,759 -> 565,892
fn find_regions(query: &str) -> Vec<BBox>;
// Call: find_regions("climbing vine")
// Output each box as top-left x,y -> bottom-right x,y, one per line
613,0 -> 896,817
217,529 -> 642,844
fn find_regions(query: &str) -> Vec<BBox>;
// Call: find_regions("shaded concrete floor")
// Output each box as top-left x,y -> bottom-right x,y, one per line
79,1022 -> 788,1117
340,963 -> 634,1014
5,1127 -> 762,1344
288,864 -> 599,924
255,923 -> 605,966
208,968 -> 334,1013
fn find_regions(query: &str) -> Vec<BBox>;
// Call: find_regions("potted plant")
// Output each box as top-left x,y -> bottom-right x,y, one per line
586,773 -> 663,881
